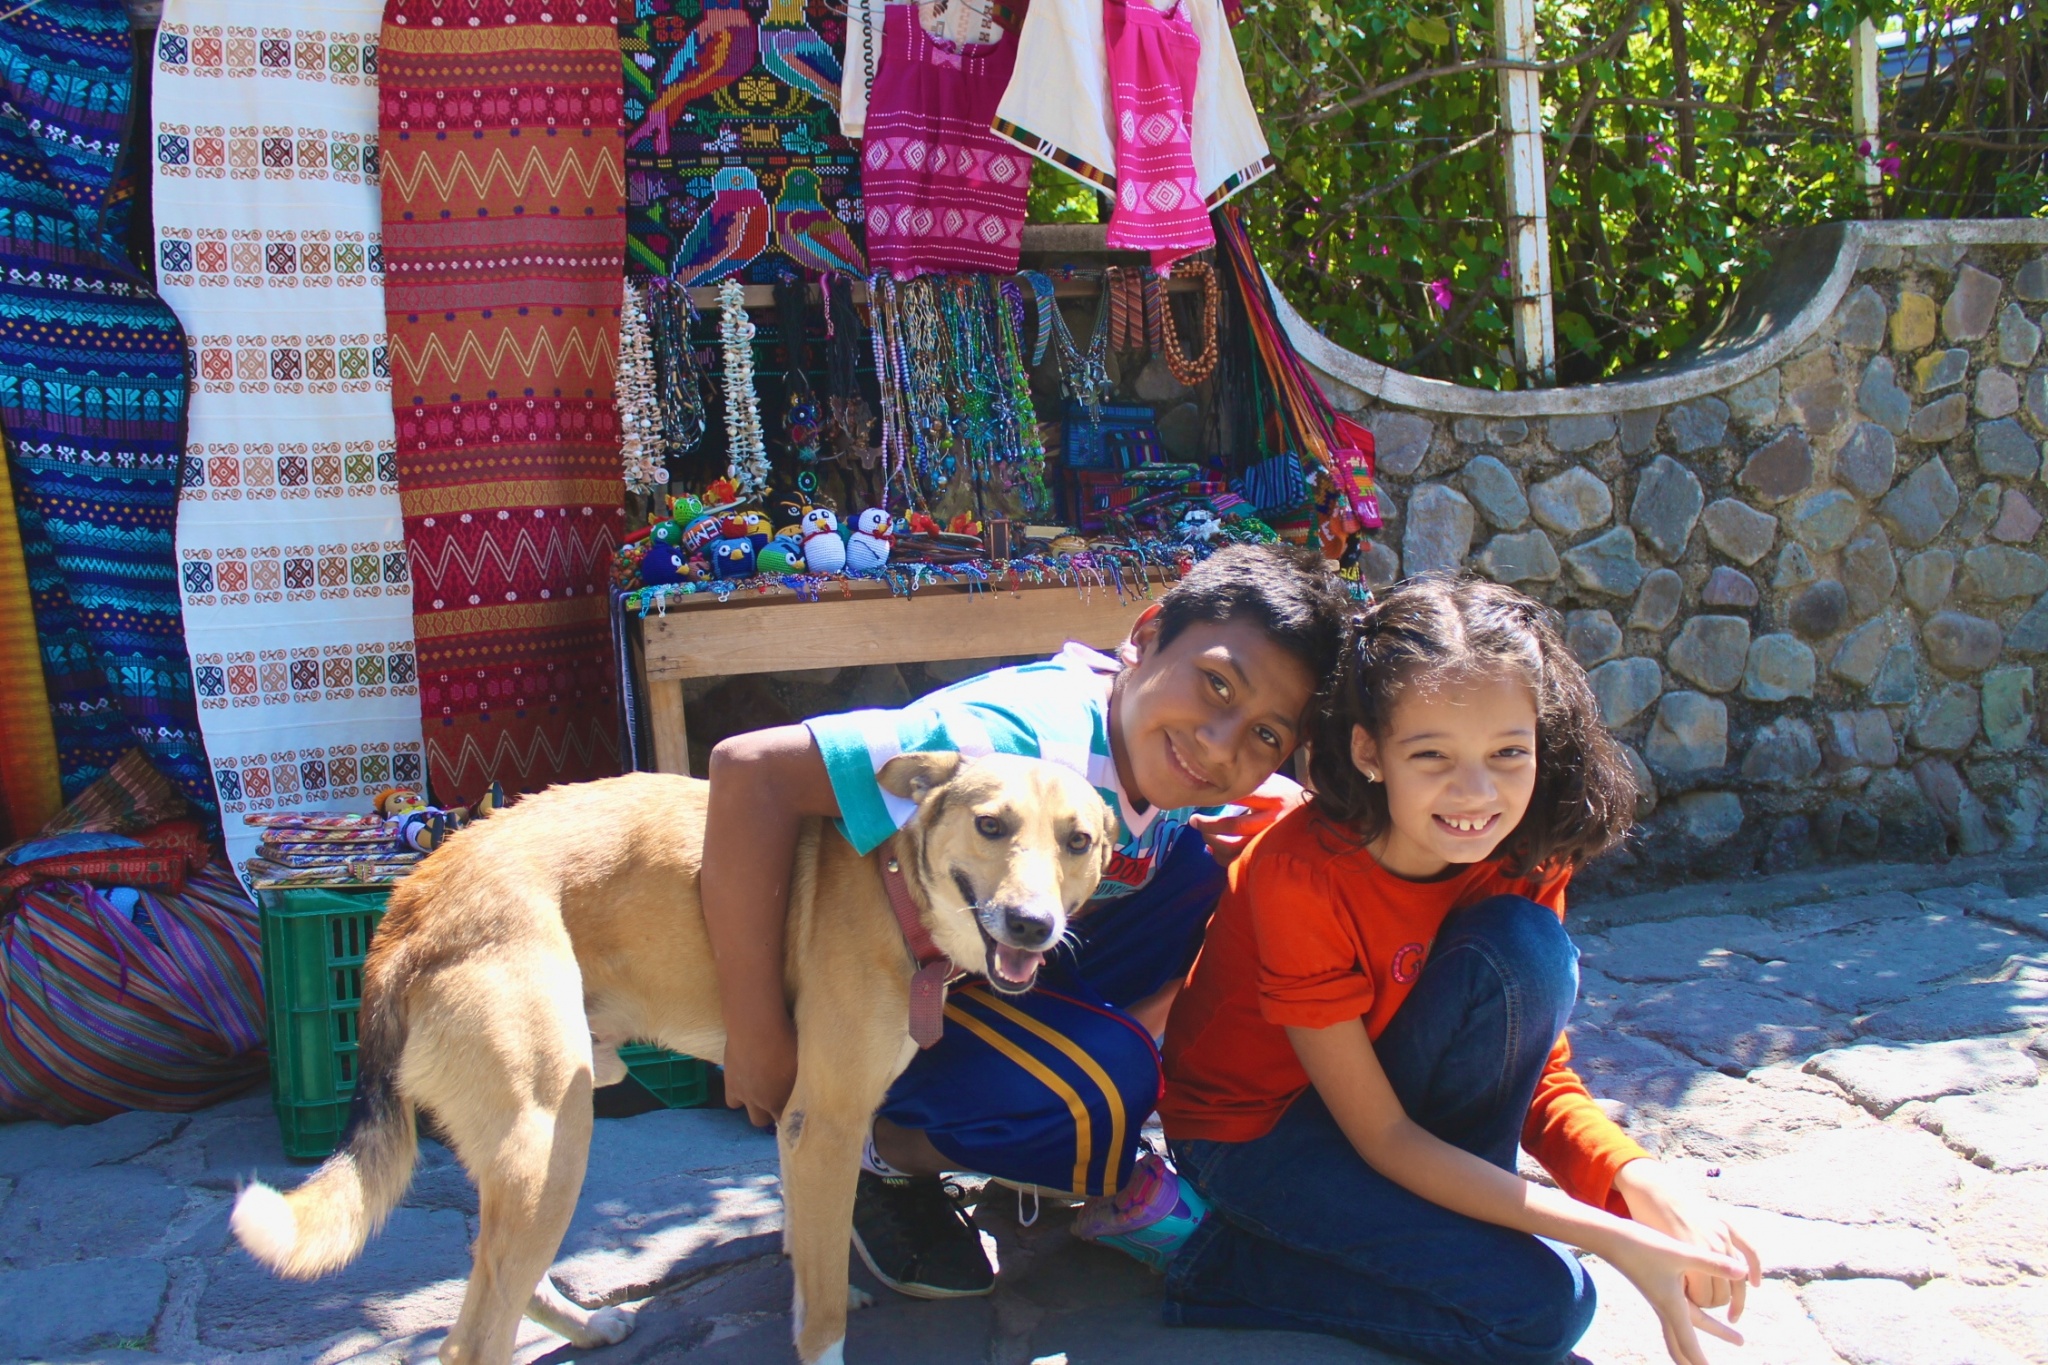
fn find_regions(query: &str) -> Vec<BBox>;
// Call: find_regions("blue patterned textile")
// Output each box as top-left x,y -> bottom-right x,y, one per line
0,0 -> 210,819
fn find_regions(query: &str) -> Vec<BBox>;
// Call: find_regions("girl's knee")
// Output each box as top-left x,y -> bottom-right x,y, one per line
1488,1249 -> 1597,1365
1443,895 -> 1578,1010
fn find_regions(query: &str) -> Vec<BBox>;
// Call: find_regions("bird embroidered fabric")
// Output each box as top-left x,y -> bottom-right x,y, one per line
378,0 -> 627,803
620,0 -> 865,283
863,1 -> 1029,278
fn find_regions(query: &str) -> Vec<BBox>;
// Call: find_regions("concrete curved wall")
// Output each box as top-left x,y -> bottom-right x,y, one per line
1282,219 -> 2048,417
1290,222 -> 2048,891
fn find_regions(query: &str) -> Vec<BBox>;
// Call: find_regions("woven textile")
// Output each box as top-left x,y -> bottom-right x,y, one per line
0,447 -> 62,841
0,0 -> 213,817
1102,0 -> 1210,267
863,2 -> 1027,277
622,0 -> 864,284
153,2 -> 429,877
380,0 -> 627,802
0,863 -> 266,1123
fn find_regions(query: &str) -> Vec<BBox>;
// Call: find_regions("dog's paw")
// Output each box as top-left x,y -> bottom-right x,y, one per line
807,1340 -> 847,1365
585,1304 -> 636,1345
847,1284 -> 875,1312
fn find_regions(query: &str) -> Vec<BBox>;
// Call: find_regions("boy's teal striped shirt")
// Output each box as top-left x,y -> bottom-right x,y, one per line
804,643 -> 1227,899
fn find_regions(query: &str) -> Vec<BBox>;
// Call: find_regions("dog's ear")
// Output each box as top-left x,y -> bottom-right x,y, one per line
878,752 -> 963,805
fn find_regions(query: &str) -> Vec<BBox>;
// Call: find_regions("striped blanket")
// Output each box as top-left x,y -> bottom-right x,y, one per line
0,864 -> 266,1123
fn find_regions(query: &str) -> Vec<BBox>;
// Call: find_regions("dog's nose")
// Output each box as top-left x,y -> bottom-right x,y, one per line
1000,904 -> 1058,950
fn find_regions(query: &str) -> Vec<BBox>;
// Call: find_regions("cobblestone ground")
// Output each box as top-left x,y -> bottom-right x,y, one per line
2,861 -> 2045,1365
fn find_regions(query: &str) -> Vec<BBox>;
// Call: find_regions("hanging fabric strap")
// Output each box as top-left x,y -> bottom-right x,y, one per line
1020,270 -> 1056,367
881,853 -> 955,1048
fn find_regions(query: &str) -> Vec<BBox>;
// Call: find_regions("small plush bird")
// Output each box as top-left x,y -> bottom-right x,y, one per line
673,167 -> 771,287
772,167 -> 865,278
757,535 -> 807,575
799,506 -> 845,573
680,514 -> 724,554
627,0 -> 759,156
710,537 -> 758,580
733,507 -> 770,548
641,542 -> 688,586
847,507 -> 894,573
757,0 -> 842,113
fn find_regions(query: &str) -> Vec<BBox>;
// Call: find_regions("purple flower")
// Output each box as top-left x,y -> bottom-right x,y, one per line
1646,134 -> 1674,165
1879,156 -> 1902,178
1498,260 -> 1512,279
1858,138 -> 1874,157
1426,278 -> 1454,310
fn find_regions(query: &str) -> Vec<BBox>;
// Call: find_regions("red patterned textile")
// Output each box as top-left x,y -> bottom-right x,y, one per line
862,1 -> 1028,277
0,820 -> 209,907
379,0 -> 627,802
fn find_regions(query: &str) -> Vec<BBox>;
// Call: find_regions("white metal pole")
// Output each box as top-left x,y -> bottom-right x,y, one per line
1496,0 -> 1557,385
1851,18 -> 1883,213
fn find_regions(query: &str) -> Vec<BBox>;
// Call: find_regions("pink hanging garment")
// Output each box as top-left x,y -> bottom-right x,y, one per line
864,2 -> 1031,277
1104,0 -> 1212,267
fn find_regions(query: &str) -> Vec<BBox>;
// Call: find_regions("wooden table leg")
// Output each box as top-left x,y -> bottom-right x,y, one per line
647,679 -> 692,776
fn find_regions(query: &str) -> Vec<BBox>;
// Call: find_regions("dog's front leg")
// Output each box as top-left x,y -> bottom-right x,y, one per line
777,1087 -> 871,1365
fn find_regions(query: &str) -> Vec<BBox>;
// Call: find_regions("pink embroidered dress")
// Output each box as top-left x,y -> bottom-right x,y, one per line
1104,0 -> 1211,266
863,2 -> 1031,277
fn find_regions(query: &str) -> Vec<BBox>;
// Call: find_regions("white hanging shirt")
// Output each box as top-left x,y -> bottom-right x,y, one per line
988,0 -> 1274,205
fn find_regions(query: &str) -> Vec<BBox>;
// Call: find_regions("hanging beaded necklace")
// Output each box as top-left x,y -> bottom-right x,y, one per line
718,278 -> 770,501
647,278 -> 708,460
1038,271 -> 1112,421
1158,259 -> 1221,388
618,279 -> 665,495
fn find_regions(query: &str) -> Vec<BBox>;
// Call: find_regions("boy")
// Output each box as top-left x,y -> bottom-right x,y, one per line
700,544 -> 1350,1298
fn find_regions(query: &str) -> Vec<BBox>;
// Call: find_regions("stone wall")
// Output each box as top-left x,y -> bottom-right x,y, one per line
1283,220 -> 2048,893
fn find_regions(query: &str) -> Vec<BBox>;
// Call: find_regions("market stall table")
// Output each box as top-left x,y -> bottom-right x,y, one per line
631,579 -> 1153,775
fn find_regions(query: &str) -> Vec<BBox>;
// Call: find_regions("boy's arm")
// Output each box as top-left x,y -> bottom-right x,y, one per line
702,724 -> 842,1127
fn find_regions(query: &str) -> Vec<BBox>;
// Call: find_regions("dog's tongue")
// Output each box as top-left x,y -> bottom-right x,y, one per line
994,944 -> 1043,984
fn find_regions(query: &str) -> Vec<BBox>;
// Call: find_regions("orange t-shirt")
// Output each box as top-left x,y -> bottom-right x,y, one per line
1160,802 -> 1649,1213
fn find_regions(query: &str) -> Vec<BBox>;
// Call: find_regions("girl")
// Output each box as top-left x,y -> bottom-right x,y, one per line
1102,576 -> 1761,1365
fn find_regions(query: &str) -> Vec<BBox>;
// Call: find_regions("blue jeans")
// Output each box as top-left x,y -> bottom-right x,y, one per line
1164,895 -> 1596,1365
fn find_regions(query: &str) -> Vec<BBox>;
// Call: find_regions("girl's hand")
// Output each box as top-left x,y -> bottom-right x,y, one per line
1190,775 -> 1304,864
1597,1219 -> 1756,1365
1613,1158 -> 1763,1315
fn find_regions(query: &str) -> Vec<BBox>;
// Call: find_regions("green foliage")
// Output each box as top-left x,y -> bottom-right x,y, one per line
1028,159 -> 1104,224
1235,0 -> 2045,389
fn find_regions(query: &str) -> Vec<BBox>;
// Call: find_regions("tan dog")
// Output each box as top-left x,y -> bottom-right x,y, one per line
229,752 -> 1113,1365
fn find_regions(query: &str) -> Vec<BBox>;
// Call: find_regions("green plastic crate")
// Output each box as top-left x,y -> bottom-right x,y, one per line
258,884 -> 712,1160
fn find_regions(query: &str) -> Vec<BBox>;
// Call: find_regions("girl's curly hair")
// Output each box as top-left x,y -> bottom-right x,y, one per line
1306,574 -> 1638,876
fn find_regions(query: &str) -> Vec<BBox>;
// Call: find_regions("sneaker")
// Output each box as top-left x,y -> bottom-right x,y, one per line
1071,1152 -> 1210,1271
850,1170 -> 996,1299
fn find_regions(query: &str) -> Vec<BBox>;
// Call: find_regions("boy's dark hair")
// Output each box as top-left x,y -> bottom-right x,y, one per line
1307,574 -> 1638,875
1154,543 -> 1353,685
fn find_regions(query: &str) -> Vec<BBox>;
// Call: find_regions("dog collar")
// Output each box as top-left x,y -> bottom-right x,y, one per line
882,855 -> 953,1049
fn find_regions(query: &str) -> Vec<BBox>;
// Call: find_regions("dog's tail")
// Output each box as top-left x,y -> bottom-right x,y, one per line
231,947 -> 417,1279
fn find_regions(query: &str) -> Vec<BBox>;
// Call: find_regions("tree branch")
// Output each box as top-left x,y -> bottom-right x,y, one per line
1334,129 -> 1502,210
1282,26 -> 1633,125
